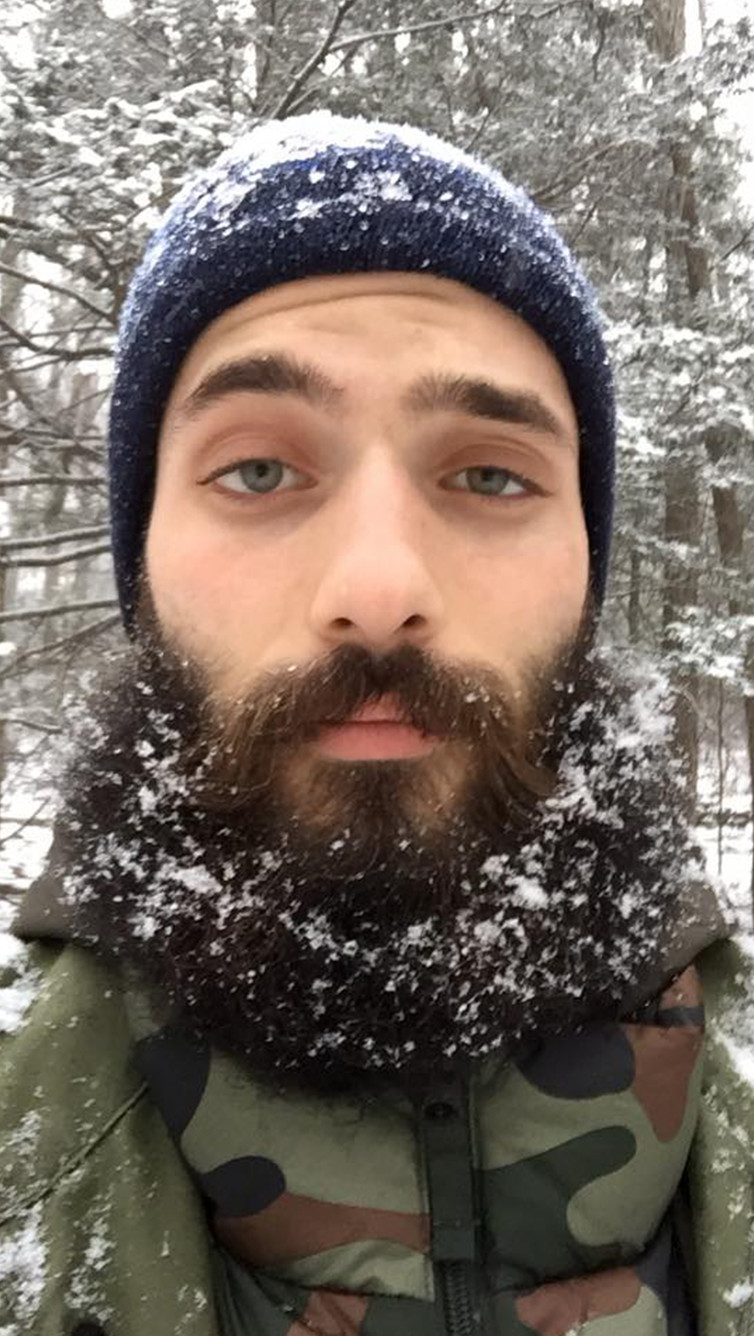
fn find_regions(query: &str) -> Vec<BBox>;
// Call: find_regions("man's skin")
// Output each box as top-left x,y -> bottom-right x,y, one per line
146,271 -> 589,837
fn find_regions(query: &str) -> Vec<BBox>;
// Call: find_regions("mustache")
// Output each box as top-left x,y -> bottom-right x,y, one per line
129,619 -> 591,831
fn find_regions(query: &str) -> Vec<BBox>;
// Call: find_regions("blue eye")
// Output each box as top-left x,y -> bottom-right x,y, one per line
212,459 -> 302,495
447,466 -> 530,498
205,458 -> 536,501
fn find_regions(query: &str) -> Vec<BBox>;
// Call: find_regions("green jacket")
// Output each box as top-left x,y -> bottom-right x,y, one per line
1,868 -> 753,1336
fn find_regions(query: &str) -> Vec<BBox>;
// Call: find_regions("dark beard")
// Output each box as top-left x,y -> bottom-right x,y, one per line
54,609 -> 704,1097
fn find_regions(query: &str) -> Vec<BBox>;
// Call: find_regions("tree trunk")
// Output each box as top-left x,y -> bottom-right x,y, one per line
644,0 -> 701,814
0,190 -> 29,827
628,548 -> 643,645
661,455 -> 700,808
643,0 -> 686,61
644,0 -> 754,898
706,426 -> 754,900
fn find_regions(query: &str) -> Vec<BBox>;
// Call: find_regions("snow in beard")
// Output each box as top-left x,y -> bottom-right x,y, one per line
58,648 -> 706,1083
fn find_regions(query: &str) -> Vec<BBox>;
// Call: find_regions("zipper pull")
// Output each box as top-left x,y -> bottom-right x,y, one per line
419,1074 -> 484,1335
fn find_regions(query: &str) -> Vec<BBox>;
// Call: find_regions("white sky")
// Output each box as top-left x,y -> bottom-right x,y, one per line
697,0 -> 754,186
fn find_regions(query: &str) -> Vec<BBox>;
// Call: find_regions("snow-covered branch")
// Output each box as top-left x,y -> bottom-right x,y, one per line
0,313 -> 111,361
0,261 -> 113,324
0,525 -> 109,551
326,3 -> 507,55
0,615 -> 122,676
0,598 -> 118,625
1,542 -> 111,568
0,475 -> 104,489
0,716 -> 63,734
271,0 -> 364,119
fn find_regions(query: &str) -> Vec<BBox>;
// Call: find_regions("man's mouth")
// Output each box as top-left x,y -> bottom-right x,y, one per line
315,696 -> 438,760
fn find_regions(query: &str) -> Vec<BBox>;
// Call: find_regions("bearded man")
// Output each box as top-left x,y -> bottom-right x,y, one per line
1,112 -> 748,1336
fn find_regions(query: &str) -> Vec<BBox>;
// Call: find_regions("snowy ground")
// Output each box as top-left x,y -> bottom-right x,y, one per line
0,809 -> 52,896
697,759 -> 752,929
697,821 -> 752,929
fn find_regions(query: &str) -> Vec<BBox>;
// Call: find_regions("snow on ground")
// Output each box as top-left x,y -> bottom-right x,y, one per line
696,819 -> 752,930
697,755 -> 752,930
0,818 -> 51,895
0,897 -> 44,1034
0,1202 -> 47,1329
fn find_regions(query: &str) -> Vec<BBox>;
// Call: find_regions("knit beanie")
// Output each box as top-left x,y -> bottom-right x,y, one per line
109,110 -> 615,631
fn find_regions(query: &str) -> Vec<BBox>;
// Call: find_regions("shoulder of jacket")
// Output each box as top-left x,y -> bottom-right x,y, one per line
689,935 -> 754,1333
0,939 -> 146,1221
696,935 -> 754,1100
698,934 -> 754,1020
692,934 -> 754,1205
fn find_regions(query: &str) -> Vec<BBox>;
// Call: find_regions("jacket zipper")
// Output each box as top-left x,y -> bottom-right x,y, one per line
438,1259 -> 479,1336
419,1074 -> 484,1336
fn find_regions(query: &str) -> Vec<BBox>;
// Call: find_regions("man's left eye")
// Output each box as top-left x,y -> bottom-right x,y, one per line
446,466 -> 532,498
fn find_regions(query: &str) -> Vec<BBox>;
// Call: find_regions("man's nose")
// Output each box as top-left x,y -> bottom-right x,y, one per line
307,454 -> 445,651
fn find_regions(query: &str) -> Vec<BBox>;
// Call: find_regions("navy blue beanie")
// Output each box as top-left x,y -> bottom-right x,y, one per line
109,111 -> 615,631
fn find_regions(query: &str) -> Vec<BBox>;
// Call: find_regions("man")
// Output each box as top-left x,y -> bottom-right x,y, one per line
0,111 -> 749,1336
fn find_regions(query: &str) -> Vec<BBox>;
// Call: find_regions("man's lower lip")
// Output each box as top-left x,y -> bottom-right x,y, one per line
315,722 -> 438,760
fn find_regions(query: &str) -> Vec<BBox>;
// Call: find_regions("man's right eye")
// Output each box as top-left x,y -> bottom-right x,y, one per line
203,457 -> 307,496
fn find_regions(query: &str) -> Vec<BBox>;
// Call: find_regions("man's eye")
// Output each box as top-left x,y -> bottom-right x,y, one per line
208,458 -> 305,495
445,465 -> 533,498
204,459 -> 536,500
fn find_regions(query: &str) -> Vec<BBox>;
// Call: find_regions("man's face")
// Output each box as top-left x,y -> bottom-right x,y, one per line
145,271 -> 588,841
61,272 -> 692,1088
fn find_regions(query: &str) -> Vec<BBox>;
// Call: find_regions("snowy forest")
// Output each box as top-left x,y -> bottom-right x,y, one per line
0,0 -> 752,913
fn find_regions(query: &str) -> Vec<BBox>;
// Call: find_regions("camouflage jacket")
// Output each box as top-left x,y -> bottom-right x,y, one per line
1,868 -> 753,1336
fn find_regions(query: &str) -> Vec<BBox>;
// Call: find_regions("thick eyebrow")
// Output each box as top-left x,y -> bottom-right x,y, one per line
404,372 -> 572,443
171,352 -> 343,426
170,351 -> 572,446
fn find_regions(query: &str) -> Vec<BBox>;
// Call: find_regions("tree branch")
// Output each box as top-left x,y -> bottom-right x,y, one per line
0,262 -> 113,324
0,216 -> 113,291
0,797 -> 53,853
0,598 -> 118,625
0,525 -> 110,551
0,716 -> 63,734
0,474 -> 105,489
0,614 -> 122,676
0,313 -> 112,361
270,0 -> 365,119
535,138 -> 653,206
717,224 -> 754,266
328,1 -> 506,54
1,542 -> 111,568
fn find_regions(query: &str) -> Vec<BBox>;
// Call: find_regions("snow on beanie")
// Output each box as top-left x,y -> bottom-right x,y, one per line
109,110 -> 616,632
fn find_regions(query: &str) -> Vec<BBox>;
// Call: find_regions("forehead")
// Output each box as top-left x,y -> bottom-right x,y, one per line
163,271 -> 578,433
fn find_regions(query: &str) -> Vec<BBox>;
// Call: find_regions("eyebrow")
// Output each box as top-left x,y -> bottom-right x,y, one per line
404,371 -> 571,441
171,351 -> 572,444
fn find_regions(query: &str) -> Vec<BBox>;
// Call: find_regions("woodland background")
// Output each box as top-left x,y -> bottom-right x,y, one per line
0,0 -> 752,911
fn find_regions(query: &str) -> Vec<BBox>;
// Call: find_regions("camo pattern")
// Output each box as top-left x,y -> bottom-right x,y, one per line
127,966 -> 704,1335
